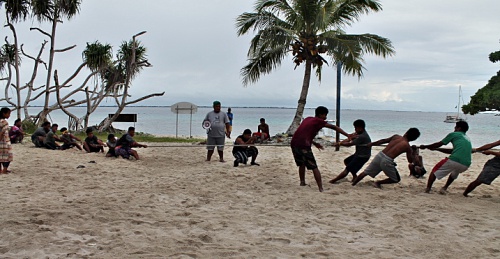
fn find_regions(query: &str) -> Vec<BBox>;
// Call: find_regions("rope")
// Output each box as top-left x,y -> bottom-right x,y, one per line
146,144 -> 292,148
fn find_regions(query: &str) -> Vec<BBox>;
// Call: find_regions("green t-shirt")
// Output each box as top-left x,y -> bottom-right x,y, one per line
441,131 -> 472,166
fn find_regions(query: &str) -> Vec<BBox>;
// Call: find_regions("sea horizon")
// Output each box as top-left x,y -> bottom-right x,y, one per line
8,106 -> 498,147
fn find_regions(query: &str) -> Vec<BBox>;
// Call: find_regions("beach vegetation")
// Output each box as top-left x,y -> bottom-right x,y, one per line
0,2 -> 164,132
463,47 -> 500,115
236,0 -> 395,134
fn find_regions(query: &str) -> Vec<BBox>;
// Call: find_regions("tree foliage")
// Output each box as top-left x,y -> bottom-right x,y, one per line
463,49 -> 500,115
236,0 -> 395,134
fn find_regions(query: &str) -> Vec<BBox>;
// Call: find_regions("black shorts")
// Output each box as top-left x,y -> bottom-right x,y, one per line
292,147 -> 317,170
89,146 -> 101,153
344,154 -> 370,174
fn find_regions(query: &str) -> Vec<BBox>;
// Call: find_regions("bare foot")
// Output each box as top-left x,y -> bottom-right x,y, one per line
219,160 -> 226,163
439,188 -> 448,195
425,188 -> 431,193
319,188 -> 324,192
372,182 -> 382,189
328,179 -> 337,184
300,182 -> 307,186
250,162 -> 260,166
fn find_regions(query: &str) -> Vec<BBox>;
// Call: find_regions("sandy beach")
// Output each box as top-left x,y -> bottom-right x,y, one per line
0,142 -> 498,258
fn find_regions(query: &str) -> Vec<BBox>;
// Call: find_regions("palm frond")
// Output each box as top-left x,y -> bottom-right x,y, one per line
338,33 -> 395,58
330,0 -> 382,28
30,0 -> 54,22
82,41 -> 113,72
3,0 -> 30,22
241,45 -> 288,86
57,0 -> 81,20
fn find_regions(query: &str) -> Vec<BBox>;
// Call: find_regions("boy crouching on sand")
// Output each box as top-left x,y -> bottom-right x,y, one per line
115,127 -> 147,160
291,106 -> 351,192
232,129 -> 259,167
60,127 -> 83,150
352,128 -> 420,188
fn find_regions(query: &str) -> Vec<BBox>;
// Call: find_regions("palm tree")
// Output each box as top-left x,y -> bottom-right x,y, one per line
31,0 -> 81,124
101,32 -> 151,131
1,0 -> 30,119
236,0 -> 395,134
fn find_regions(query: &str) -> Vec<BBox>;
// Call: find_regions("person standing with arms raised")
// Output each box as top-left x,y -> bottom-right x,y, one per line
203,101 -> 231,162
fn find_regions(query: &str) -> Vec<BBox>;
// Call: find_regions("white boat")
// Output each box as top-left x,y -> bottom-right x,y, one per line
444,86 -> 466,123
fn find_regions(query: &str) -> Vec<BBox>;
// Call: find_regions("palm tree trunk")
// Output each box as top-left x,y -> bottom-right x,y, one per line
286,60 -> 313,135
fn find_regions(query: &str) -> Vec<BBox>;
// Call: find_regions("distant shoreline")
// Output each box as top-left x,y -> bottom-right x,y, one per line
21,105 -> 453,113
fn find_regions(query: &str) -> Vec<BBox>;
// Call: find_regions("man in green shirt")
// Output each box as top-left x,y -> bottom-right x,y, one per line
420,121 -> 472,194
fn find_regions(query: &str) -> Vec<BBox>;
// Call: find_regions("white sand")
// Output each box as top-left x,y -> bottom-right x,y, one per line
0,143 -> 498,258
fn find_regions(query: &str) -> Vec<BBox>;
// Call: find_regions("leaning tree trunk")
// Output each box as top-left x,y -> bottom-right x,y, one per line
39,17 -> 59,125
286,60 -> 313,136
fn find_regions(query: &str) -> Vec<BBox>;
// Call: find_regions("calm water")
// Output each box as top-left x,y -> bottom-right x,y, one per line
15,106 -> 500,146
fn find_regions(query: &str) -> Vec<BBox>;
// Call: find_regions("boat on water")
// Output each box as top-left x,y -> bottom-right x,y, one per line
444,86 -> 466,123
444,115 -> 466,123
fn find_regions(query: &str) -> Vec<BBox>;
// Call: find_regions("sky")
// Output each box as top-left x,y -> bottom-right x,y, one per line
1,0 -> 500,112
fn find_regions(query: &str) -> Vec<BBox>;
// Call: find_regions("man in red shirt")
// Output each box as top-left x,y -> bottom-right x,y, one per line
291,106 -> 352,192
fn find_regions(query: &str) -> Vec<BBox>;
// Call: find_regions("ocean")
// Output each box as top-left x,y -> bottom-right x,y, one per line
14,106 -> 499,147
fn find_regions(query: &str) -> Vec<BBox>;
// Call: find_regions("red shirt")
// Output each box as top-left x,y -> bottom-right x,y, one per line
291,117 -> 327,149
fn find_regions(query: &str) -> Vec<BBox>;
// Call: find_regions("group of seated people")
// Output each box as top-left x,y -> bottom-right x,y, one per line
28,122 -> 147,160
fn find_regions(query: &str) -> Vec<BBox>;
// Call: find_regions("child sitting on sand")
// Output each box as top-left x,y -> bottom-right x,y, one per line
106,134 -> 117,157
83,128 -> 106,153
9,119 -> 25,143
115,127 -> 147,160
59,127 -> 83,150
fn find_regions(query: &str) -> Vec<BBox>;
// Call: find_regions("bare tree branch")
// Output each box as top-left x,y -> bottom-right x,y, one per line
124,92 -> 165,106
55,45 -> 76,52
30,27 -> 52,38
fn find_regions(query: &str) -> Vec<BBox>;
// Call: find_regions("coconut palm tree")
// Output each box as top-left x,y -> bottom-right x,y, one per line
31,0 -> 81,124
236,0 -> 395,134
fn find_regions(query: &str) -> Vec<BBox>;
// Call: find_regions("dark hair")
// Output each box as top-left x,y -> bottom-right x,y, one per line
456,121 -> 469,133
315,106 -> 329,117
243,129 -> 252,135
14,118 -> 21,124
86,128 -> 93,134
52,123 -> 58,128
0,107 -> 11,119
405,128 -> 420,142
42,121 -> 51,127
260,118 -> 265,122
353,119 -> 365,128
60,127 -> 67,132
128,127 -> 135,132
108,133 -> 115,140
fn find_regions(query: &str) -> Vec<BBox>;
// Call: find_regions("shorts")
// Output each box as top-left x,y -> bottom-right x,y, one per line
88,146 -> 102,153
206,136 -> 225,151
233,147 -> 258,164
344,154 -> 370,174
61,143 -> 76,150
363,152 -> 400,182
432,158 -> 468,180
107,148 -> 117,157
292,147 -> 317,170
32,138 -> 44,148
115,146 -> 133,159
477,158 -> 500,185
